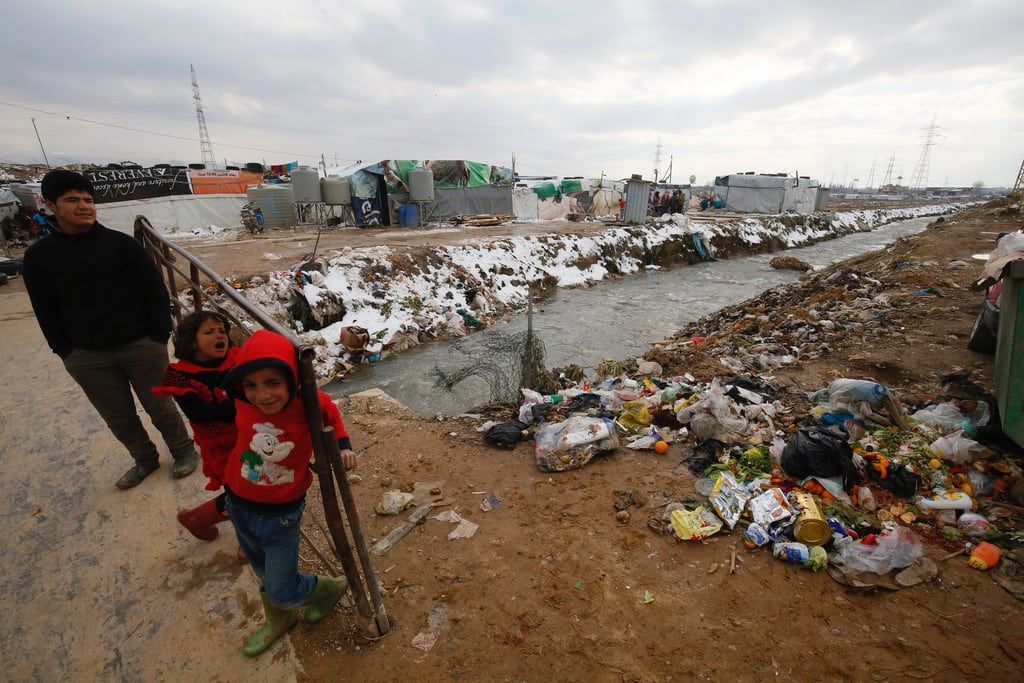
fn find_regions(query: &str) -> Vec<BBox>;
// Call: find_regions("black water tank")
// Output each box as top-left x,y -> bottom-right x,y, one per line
226,165 -> 240,171
245,162 -> 264,173
188,163 -> 206,170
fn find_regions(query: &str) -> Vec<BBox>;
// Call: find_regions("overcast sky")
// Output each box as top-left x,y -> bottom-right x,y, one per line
3,0 -> 1022,186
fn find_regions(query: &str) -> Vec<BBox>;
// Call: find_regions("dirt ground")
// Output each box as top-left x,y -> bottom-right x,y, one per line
282,201 -> 1024,681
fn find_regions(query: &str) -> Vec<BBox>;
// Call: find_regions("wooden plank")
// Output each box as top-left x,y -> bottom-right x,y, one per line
371,500 -> 450,555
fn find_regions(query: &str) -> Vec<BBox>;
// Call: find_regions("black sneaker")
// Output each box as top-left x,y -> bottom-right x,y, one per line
116,463 -> 160,489
172,451 -> 199,479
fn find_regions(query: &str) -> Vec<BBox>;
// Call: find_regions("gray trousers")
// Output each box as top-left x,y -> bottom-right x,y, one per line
63,337 -> 196,468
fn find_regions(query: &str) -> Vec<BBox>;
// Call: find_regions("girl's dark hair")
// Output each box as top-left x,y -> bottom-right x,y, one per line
172,311 -> 231,361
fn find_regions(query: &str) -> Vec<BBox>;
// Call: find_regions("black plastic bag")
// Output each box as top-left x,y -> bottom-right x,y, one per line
780,427 -> 856,490
868,461 -> 921,498
484,420 -> 528,449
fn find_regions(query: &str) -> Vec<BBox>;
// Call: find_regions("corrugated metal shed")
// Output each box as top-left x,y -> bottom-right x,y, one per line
624,177 -> 652,223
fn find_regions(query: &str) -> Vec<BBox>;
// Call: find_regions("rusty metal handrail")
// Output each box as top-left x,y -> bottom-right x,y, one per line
133,215 -> 390,637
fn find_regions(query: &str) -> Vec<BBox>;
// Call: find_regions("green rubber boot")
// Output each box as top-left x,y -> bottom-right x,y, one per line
242,591 -> 298,657
302,575 -> 349,624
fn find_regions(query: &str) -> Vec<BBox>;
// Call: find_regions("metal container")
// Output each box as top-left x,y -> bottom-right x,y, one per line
409,166 -> 435,201
791,492 -> 831,547
291,167 -> 322,203
320,176 -> 351,205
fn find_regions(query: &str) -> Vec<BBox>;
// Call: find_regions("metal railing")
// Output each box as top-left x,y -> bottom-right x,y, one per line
133,215 -> 390,637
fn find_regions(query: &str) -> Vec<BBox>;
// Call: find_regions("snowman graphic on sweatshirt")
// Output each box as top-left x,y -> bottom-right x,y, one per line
240,423 -> 296,486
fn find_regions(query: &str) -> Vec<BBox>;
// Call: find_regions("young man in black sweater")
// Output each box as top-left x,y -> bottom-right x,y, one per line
22,170 -> 199,489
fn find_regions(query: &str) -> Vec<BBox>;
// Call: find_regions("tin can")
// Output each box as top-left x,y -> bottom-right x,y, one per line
743,523 -> 771,549
791,492 -> 832,547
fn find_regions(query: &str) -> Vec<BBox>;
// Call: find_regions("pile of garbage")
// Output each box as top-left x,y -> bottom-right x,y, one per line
649,267 -> 917,375
480,368 -> 1023,591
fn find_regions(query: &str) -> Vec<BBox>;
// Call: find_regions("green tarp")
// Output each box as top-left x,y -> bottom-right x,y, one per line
384,160 -> 513,193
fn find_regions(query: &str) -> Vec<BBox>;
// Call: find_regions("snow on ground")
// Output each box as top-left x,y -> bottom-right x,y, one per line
238,204 -> 968,377
162,224 -> 239,242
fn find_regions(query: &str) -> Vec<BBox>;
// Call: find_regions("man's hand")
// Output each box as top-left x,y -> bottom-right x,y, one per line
339,448 -> 357,471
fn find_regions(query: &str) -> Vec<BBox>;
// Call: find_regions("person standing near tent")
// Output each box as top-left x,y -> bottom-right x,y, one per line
22,170 -> 199,489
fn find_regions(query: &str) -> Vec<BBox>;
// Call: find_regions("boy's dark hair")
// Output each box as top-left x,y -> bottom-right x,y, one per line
172,310 -> 231,361
40,170 -> 95,202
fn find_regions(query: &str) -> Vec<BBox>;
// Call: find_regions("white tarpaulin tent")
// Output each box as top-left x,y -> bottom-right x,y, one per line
714,174 -> 791,214
782,177 -> 822,214
97,194 -> 246,234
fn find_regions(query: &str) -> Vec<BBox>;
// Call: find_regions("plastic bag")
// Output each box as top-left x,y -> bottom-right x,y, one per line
375,491 -> 415,515
930,430 -> 982,463
749,488 -> 795,528
833,526 -> 923,574
534,417 -> 618,472
669,507 -> 722,540
912,403 -> 977,436
484,421 -> 528,449
828,379 -> 887,407
982,231 -> 1024,280
780,427 -> 856,490
957,512 -> 992,537
706,379 -> 749,434
617,401 -> 652,431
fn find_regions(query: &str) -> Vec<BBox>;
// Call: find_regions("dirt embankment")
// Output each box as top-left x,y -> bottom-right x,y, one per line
286,201 -> 1023,682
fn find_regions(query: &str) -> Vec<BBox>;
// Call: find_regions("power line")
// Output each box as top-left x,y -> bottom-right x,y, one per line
0,99 -> 355,162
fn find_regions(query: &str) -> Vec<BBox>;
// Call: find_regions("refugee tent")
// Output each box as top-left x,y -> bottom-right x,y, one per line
782,177 -> 823,214
97,194 -> 247,234
332,160 -> 515,225
713,173 -> 791,214
0,188 -> 21,221
513,178 -> 623,220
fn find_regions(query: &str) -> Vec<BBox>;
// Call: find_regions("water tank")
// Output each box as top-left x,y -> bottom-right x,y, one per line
188,163 -> 206,170
320,176 -> 351,205
291,167 -> 321,203
245,162 -> 264,173
409,167 -> 435,201
247,185 -> 295,229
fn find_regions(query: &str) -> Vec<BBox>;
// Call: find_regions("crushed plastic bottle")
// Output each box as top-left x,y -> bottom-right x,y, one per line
968,542 -> 1002,570
917,491 -> 973,512
773,542 -> 810,564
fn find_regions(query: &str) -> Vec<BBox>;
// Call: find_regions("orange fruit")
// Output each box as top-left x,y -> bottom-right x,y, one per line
654,440 -> 669,455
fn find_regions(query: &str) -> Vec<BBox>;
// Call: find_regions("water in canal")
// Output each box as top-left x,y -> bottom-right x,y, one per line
330,215 -> 937,415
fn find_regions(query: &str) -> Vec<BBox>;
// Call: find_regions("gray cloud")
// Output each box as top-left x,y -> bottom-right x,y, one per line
2,0 -> 1022,185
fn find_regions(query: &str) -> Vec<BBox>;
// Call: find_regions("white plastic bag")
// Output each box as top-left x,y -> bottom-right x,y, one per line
930,430 -> 982,463
375,491 -> 415,515
913,403 -> 976,435
833,526 -> 922,574
534,417 -> 618,472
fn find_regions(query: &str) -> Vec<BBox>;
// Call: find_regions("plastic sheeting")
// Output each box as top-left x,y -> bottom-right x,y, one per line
513,187 -> 539,219
392,186 -> 512,219
782,178 -> 822,214
715,174 -> 791,214
97,194 -> 246,234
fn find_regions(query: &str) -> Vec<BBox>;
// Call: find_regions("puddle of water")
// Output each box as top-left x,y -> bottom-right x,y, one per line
331,216 -> 936,415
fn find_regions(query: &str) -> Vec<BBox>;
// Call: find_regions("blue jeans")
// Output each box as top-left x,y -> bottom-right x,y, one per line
225,495 -> 316,608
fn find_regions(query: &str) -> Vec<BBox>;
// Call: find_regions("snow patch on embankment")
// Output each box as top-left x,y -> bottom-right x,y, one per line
236,203 -> 968,378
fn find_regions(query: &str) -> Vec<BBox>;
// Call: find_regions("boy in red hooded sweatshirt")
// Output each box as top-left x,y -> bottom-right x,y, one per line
222,330 -> 355,656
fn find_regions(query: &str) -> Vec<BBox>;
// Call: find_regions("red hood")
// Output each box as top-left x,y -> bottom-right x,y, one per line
223,330 -> 298,401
